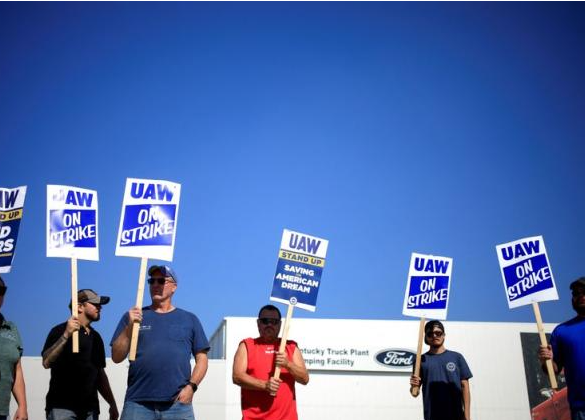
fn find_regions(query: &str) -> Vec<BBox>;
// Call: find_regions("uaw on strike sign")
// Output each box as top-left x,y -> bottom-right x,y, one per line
496,235 -> 558,309
115,178 -> 181,261
46,185 -> 99,260
0,186 -> 27,273
270,229 -> 329,312
403,253 -> 453,320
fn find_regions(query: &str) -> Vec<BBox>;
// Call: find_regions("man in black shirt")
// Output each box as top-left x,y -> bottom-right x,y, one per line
42,289 -> 118,420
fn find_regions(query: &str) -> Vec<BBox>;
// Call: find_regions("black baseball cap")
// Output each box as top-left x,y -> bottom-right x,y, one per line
425,320 -> 445,334
570,277 -> 585,291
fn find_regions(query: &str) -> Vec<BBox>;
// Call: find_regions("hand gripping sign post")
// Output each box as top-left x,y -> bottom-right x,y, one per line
47,185 -> 99,353
269,229 -> 329,389
402,252 -> 453,397
115,178 -> 181,361
496,235 -> 559,390
0,186 -> 27,274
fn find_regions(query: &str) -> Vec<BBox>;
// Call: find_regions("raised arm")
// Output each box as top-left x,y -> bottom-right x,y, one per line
42,317 -> 79,369
275,346 -> 309,385
111,308 -> 142,363
232,342 -> 281,394
538,345 -> 560,374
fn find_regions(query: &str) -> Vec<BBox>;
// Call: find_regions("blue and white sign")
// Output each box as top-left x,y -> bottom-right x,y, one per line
115,178 -> 181,261
402,253 -> 453,320
496,235 -> 558,309
0,186 -> 27,273
46,185 -> 99,261
270,229 -> 329,312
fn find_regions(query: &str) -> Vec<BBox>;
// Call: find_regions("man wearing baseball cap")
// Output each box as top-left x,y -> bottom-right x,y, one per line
539,277 -> 585,420
111,265 -> 209,420
42,289 -> 118,420
410,320 -> 473,420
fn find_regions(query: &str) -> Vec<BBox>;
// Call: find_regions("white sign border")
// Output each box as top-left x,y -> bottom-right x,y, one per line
46,185 -> 99,261
402,252 -> 453,320
495,235 -> 558,309
114,177 -> 181,262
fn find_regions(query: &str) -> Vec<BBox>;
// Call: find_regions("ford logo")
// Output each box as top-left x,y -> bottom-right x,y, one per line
375,349 -> 416,368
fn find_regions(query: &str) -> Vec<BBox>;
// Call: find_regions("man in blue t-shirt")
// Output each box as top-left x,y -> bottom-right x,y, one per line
111,265 -> 210,420
410,320 -> 473,420
539,277 -> 585,420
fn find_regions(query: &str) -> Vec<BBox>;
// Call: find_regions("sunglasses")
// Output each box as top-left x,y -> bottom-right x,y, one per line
259,318 -> 280,326
0,286 -> 6,296
147,277 -> 173,286
426,331 -> 444,338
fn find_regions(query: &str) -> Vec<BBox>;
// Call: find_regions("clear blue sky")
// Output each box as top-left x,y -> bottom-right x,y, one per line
1,2 -> 584,356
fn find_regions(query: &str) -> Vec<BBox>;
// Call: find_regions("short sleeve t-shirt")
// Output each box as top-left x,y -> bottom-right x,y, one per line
111,307 -> 210,402
41,322 -> 106,413
0,316 -> 22,416
420,350 -> 472,420
551,316 -> 585,410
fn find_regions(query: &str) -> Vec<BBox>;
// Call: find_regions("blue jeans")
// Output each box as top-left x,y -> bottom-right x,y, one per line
46,408 -> 99,420
572,408 -> 585,420
120,401 -> 194,420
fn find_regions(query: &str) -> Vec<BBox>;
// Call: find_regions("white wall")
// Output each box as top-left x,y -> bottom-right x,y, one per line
10,319 -> 555,420
221,318 -> 555,420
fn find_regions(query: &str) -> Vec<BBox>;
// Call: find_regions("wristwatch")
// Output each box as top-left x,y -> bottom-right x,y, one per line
188,381 -> 198,392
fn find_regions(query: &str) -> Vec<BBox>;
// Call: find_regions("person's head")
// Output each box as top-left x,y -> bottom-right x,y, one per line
0,276 -> 6,310
257,304 -> 282,342
424,320 -> 445,348
69,289 -> 110,323
147,265 -> 177,304
570,277 -> 585,316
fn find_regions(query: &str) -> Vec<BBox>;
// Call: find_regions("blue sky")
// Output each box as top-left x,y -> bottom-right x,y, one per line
1,2 -> 584,356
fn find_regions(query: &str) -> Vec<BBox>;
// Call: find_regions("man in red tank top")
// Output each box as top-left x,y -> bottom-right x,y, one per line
232,304 -> 309,420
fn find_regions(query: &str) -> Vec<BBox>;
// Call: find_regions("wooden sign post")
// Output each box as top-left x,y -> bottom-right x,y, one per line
273,303 -> 295,383
533,302 -> 558,389
410,316 -> 426,397
129,257 -> 148,361
70,258 -> 79,353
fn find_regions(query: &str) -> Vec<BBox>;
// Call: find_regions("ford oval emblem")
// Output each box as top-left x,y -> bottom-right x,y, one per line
375,349 -> 416,369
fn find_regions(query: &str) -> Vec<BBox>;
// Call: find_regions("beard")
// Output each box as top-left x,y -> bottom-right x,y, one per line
572,300 -> 585,316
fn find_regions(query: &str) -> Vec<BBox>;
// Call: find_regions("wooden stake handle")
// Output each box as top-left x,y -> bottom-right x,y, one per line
532,302 -> 558,390
271,303 -> 294,396
410,316 -> 426,397
129,257 -> 148,362
71,258 -> 79,353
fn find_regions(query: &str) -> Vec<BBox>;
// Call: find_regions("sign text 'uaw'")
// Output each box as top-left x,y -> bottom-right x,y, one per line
0,186 -> 27,273
496,235 -> 558,309
402,253 -> 453,320
270,229 -> 329,312
46,185 -> 99,261
115,178 -> 181,261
